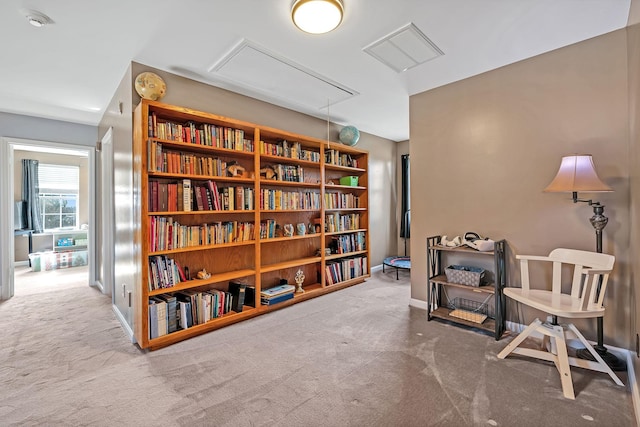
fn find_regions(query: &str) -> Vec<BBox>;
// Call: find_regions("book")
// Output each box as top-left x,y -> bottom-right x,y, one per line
148,299 -> 159,339
261,291 -> 294,306
194,184 -> 204,210
182,179 -> 191,212
156,294 -> 178,333
260,283 -> 295,299
228,280 -> 247,312
150,297 -> 168,337
245,285 -> 256,307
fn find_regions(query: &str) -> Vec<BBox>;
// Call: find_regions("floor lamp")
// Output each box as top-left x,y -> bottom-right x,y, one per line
544,154 -> 626,371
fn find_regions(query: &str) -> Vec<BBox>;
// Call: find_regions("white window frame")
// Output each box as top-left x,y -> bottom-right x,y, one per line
38,164 -> 80,231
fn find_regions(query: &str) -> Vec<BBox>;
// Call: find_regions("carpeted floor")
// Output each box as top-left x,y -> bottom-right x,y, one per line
0,266 -> 634,426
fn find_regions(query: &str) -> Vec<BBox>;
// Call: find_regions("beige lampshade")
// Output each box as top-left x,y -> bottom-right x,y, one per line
544,155 -> 612,193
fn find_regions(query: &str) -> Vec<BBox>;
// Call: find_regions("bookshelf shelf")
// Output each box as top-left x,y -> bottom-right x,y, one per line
259,234 -> 321,243
151,138 -> 256,158
325,250 -> 368,261
325,208 -> 367,212
149,240 -> 256,255
148,210 -> 256,216
134,99 -> 370,349
261,257 -> 323,273
326,229 -> 367,236
324,164 -> 366,173
325,184 -> 366,191
259,180 -> 321,189
149,171 -> 255,184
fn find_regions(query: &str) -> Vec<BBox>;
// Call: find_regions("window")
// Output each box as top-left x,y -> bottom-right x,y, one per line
38,164 -> 80,230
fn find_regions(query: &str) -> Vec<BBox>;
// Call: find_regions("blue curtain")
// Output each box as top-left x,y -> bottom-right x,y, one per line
22,159 -> 43,233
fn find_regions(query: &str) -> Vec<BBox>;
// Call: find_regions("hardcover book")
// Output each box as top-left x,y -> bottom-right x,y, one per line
228,280 -> 247,312
260,284 -> 295,299
261,291 -> 294,306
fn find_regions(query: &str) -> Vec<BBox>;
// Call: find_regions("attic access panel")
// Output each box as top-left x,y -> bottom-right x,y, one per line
209,40 -> 358,109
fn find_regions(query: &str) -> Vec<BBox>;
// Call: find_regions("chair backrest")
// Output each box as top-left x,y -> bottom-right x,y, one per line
547,248 -> 615,311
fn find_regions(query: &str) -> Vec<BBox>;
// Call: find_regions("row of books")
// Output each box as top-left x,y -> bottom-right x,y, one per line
324,192 -> 361,210
259,189 -> 321,211
148,280 -> 278,339
325,256 -> 368,285
149,179 -> 254,212
149,113 -> 254,152
329,232 -> 366,254
267,164 -> 305,183
148,255 -> 186,291
325,213 -> 361,233
260,283 -> 296,306
148,140 -> 239,176
325,149 -> 360,168
260,140 -> 320,163
149,288 -> 237,339
149,216 -> 254,252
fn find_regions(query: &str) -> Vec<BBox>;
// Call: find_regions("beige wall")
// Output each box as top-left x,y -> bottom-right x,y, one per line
130,62 -> 398,267
410,29 -> 631,348
630,0 -> 640,26
13,150 -> 89,261
629,22 -> 640,372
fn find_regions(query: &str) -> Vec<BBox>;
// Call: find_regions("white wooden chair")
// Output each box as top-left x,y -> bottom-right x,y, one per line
497,248 -> 623,399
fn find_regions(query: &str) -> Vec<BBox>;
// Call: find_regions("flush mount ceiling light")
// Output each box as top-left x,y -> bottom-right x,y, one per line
291,0 -> 344,34
20,9 -> 54,27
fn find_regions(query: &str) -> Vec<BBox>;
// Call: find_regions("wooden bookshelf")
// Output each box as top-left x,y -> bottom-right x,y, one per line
133,99 -> 370,349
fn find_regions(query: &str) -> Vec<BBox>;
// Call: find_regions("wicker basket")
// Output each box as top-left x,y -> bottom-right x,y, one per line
444,265 -> 485,287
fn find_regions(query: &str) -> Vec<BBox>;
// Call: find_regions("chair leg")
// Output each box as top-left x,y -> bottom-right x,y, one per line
497,318 -> 542,359
498,318 -> 576,399
566,323 -> 624,387
550,324 -> 575,400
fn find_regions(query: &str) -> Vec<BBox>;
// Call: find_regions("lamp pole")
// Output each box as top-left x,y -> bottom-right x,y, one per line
574,194 -> 626,371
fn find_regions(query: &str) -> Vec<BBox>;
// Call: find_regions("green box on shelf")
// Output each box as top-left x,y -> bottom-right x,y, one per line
339,176 -> 359,186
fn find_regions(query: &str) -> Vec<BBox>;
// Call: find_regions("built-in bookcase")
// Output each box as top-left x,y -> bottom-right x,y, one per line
133,99 -> 370,349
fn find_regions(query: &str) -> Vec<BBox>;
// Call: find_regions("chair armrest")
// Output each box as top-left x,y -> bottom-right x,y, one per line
516,255 -> 555,291
516,255 -> 552,262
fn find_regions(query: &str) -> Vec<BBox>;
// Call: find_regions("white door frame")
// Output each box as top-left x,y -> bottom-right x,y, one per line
0,137 -> 97,299
99,128 -> 114,297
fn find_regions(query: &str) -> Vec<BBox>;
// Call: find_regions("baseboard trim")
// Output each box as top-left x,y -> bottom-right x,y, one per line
409,298 -> 427,310
371,264 -> 383,273
112,305 -> 136,344
14,260 -> 29,267
626,352 -> 640,426
92,280 -> 105,294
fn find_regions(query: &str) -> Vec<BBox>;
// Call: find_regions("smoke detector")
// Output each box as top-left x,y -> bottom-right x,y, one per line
20,9 -> 54,27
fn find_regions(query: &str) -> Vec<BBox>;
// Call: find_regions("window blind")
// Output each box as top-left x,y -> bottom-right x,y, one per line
38,164 -> 80,194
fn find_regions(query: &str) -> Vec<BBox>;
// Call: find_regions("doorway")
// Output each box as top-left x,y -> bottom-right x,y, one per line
0,137 -> 97,300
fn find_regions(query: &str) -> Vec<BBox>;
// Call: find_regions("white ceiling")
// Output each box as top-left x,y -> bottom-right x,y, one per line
0,0 -> 631,142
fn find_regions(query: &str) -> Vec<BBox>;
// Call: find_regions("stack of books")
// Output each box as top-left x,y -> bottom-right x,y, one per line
260,283 -> 295,306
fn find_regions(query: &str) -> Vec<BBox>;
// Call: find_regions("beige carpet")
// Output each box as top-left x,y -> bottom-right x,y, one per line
0,266 -> 634,426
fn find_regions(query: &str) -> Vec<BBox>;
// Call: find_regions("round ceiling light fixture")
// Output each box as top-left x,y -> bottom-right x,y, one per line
291,0 -> 344,34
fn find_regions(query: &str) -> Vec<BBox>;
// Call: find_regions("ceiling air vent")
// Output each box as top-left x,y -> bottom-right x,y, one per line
363,23 -> 444,73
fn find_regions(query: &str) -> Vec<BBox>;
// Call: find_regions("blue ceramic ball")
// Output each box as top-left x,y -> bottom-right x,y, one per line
339,126 -> 360,146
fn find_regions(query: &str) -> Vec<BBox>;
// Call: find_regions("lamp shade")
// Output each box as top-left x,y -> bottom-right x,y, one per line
291,0 -> 343,34
544,155 -> 612,193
